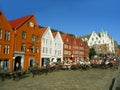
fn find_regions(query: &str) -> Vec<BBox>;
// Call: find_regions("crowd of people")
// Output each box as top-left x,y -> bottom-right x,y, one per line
49,57 -> 119,71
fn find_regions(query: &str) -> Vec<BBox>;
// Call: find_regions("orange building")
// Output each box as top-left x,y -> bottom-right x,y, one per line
0,10 -> 14,72
9,14 -> 41,71
61,33 -> 72,61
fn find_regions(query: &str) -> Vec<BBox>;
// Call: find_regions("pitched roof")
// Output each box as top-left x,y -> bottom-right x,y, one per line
9,14 -> 33,29
61,33 -> 67,41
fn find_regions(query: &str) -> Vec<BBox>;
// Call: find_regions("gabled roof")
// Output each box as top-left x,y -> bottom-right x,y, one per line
61,33 -> 67,41
61,33 -> 72,45
77,37 -> 84,45
9,14 -> 33,29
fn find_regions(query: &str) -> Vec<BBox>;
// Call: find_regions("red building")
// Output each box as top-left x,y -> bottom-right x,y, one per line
9,14 -> 41,71
0,10 -> 14,72
77,37 -> 85,60
70,35 -> 79,62
61,33 -> 72,61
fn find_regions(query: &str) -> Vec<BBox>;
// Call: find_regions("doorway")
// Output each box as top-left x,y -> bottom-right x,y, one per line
14,56 -> 21,71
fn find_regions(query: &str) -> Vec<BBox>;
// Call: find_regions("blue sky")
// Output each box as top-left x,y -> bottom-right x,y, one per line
0,0 -> 120,44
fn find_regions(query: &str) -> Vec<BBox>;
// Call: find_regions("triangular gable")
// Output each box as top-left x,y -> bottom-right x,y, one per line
88,32 -> 101,42
0,10 -> 13,30
70,35 -> 79,45
77,37 -> 84,46
42,27 -> 54,40
61,33 -> 72,45
53,32 -> 63,43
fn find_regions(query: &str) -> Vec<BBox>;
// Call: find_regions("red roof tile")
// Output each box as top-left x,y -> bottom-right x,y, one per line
9,15 -> 33,29
61,33 -> 67,41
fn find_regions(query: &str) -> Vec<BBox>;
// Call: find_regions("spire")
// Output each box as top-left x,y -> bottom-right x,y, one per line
101,28 -> 106,34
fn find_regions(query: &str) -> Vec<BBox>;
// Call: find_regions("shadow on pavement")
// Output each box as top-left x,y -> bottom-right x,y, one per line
109,78 -> 115,90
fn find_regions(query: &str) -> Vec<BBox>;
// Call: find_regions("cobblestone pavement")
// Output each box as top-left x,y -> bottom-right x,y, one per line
0,69 -> 117,90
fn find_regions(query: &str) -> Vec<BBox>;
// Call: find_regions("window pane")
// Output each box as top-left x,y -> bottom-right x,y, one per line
36,46 -> 39,53
32,35 -> 35,42
0,29 -> 2,39
31,46 -> 35,53
4,45 -> 9,54
22,31 -> 26,39
21,44 -> 26,52
0,60 -> 10,70
36,36 -> 39,42
4,30 -> 10,41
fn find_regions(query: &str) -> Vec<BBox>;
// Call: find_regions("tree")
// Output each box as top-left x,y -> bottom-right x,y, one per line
89,48 -> 97,59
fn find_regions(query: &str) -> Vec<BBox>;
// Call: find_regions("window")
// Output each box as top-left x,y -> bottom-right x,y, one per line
92,38 -> 94,40
50,40 -> 52,45
96,37 -> 98,40
55,50 -> 57,55
0,60 -> 10,70
32,35 -> 35,42
36,46 -> 39,53
69,45 -> 71,49
36,36 -> 39,42
46,47 -> 48,53
4,30 -> 10,41
21,44 -> 26,52
42,47 -> 45,53
46,39 -> 48,44
4,45 -> 9,54
43,38 -> 45,44
66,38 -> 69,42
50,48 -> 52,54
0,29 -> 2,39
22,31 -> 26,39
31,46 -> 35,53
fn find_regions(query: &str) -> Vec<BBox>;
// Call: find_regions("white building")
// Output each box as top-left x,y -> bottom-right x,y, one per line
52,31 -> 63,63
86,30 -> 115,54
39,27 -> 55,66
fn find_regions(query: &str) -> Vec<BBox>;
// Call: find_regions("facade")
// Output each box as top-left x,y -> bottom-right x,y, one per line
9,14 -> 41,71
77,37 -> 85,60
0,10 -> 90,72
52,31 -> 63,63
70,35 -> 79,62
61,33 -> 72,62
87,30 -> 115,54
0,10 -> 14,72
84,42 -> 89,59
39,27 -> 54,66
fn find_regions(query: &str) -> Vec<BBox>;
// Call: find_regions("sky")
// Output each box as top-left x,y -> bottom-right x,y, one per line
0,0 -> 120,44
